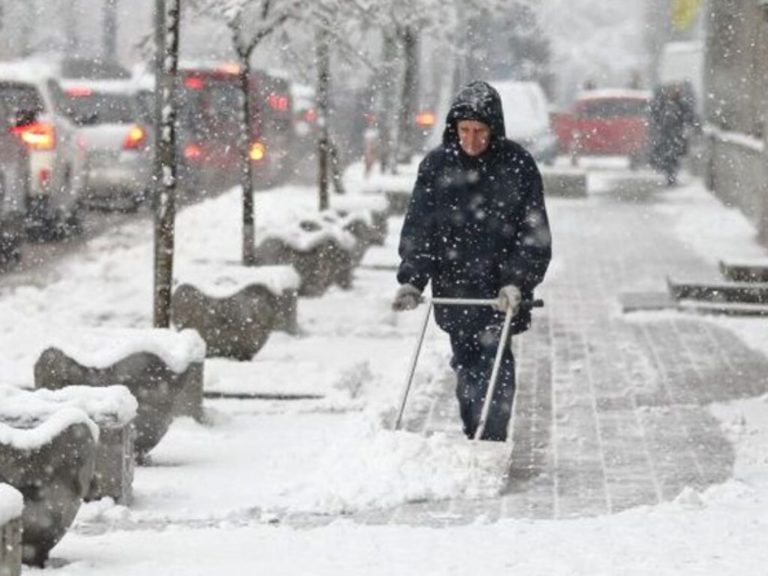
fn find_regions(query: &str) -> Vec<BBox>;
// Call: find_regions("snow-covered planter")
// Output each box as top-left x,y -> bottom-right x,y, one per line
540,167 -> 588,198
253,218 -> 357,296
33,329 -> 205,457
0,484 -> 22,576
360,169 -> 415,215
172,264 -> 300,360
597,170 -> 666,197
0,408 -> 98,566
332,195 -> 390,246
0,386 -> 138,504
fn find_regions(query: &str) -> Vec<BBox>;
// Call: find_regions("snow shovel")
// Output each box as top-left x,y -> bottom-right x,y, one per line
393,296 -> 544,441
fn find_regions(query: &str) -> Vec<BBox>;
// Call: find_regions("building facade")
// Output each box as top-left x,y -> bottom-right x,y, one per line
704,0 -> 768,242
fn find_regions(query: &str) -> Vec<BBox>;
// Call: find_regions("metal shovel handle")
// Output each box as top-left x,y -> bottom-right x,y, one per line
392,297 -> 543,433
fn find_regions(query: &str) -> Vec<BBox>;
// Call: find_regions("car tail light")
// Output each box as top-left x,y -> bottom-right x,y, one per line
65,86 -> 94,97
184,76 -> 205,90
123,124 -> 147,150
415,111 -> 436,128
249,141 -> 266,162
303,108 -> 317,123
10,122 -> 56,150
267,93 -> 289,112
38,168 -> 51,186
183,143 -> 203,160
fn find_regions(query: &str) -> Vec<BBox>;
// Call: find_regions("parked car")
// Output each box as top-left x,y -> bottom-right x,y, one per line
0,100 -> 29,265
0,62 -> 82,240
492,80 -> 558,165
552,89 -> 651,166
52,79 -> 151,211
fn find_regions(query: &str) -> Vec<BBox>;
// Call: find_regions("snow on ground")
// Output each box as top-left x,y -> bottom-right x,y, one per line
5,167 -> 768,574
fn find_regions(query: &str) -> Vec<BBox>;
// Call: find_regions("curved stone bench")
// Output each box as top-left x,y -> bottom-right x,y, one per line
331,195 -> 389,246
33,329 -> 205,457
0,385 -> 137,504
0,408 -> 98,566
175,263 -> 300,341
0,484 -> 22,576
541,167 -> 588,198
254,221 -> 357,296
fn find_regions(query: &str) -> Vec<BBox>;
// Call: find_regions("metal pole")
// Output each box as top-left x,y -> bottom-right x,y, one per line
393,297 -> 542,434
392,300 -> 434,431
473,305 -> 514,441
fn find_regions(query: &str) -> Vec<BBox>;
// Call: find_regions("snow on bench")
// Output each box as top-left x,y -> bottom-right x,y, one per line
0,406 -> 98,566
34,328 -> 205,457
0,385 -> 137,504
173,264 -> 300,360
0,484 -> 22,576
254,218 -> 358,296
719,259 -> 768,283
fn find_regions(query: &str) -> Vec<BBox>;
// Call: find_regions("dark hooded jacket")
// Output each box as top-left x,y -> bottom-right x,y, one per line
397,81 -> 552,334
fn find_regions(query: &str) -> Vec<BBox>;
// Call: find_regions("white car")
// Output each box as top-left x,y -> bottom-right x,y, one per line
0,61 -> 83,239
491,80 -> 558,165
55,79 -> 151,212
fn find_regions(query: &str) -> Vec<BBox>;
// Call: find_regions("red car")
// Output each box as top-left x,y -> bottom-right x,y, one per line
552,89 -> 651,164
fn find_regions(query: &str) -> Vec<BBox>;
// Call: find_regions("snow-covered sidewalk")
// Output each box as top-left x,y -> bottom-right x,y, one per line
4,172 -> 768,574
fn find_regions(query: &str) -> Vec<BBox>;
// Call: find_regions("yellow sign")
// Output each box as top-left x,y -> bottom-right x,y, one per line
672,0 -> 702,30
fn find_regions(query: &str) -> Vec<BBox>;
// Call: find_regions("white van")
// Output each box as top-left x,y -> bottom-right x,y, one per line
491,80 -> 558,165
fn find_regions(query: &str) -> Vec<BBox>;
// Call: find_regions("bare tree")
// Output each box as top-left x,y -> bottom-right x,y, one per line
104,0 -> 119,61
190,0 -> 303,265
152,0 -> 181,328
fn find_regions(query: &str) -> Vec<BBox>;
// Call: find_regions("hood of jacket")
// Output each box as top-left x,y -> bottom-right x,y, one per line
442,81 -> 506,148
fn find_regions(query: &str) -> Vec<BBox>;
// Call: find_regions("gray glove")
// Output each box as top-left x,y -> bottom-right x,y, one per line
495,284 -> 522,314
392,283 -> 422,311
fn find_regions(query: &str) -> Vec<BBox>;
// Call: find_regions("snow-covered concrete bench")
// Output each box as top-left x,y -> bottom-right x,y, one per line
360,171 -> 414,215
172,264 -> 300,360
0,407 -> 98,566
331,195 -> 390,247
0,484 -> 22,576
0,385 -> 137,504
595,170 -> 666,197
33,328 -> 205,457
254,218 -> 358,296
541,167 -> 588,198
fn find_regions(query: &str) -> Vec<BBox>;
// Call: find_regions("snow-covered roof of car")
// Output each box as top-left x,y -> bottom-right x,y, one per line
0,59 -> 57,84
576,88 -> 652,101
59,78 -> 138,95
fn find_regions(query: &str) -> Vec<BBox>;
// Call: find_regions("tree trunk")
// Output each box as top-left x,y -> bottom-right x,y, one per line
378,32 -> 399,174
329,138 -> 346,195
237,54 -> 257,265
103,0 -> 118,61
316,26 -> 331,211
65,0 -> 80,56
152,0 -> 180,329
397,26 -> 419,165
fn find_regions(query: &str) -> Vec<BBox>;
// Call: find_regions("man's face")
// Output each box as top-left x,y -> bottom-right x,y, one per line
457,120 -> 491,156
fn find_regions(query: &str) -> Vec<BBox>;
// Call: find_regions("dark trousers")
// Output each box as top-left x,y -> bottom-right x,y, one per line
448,324 -> 516,442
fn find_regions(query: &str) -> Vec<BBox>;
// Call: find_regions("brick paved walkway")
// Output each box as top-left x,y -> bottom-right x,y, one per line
360,176 -> 768,525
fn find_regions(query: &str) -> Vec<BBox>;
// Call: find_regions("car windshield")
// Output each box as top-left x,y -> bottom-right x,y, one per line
54,89 -> 137,125
0,82 -> 45,124
580,98 -> 648,118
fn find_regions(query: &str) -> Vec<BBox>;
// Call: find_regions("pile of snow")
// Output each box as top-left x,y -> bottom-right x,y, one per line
0,484 -> 23,525
282,417 -> 509,514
